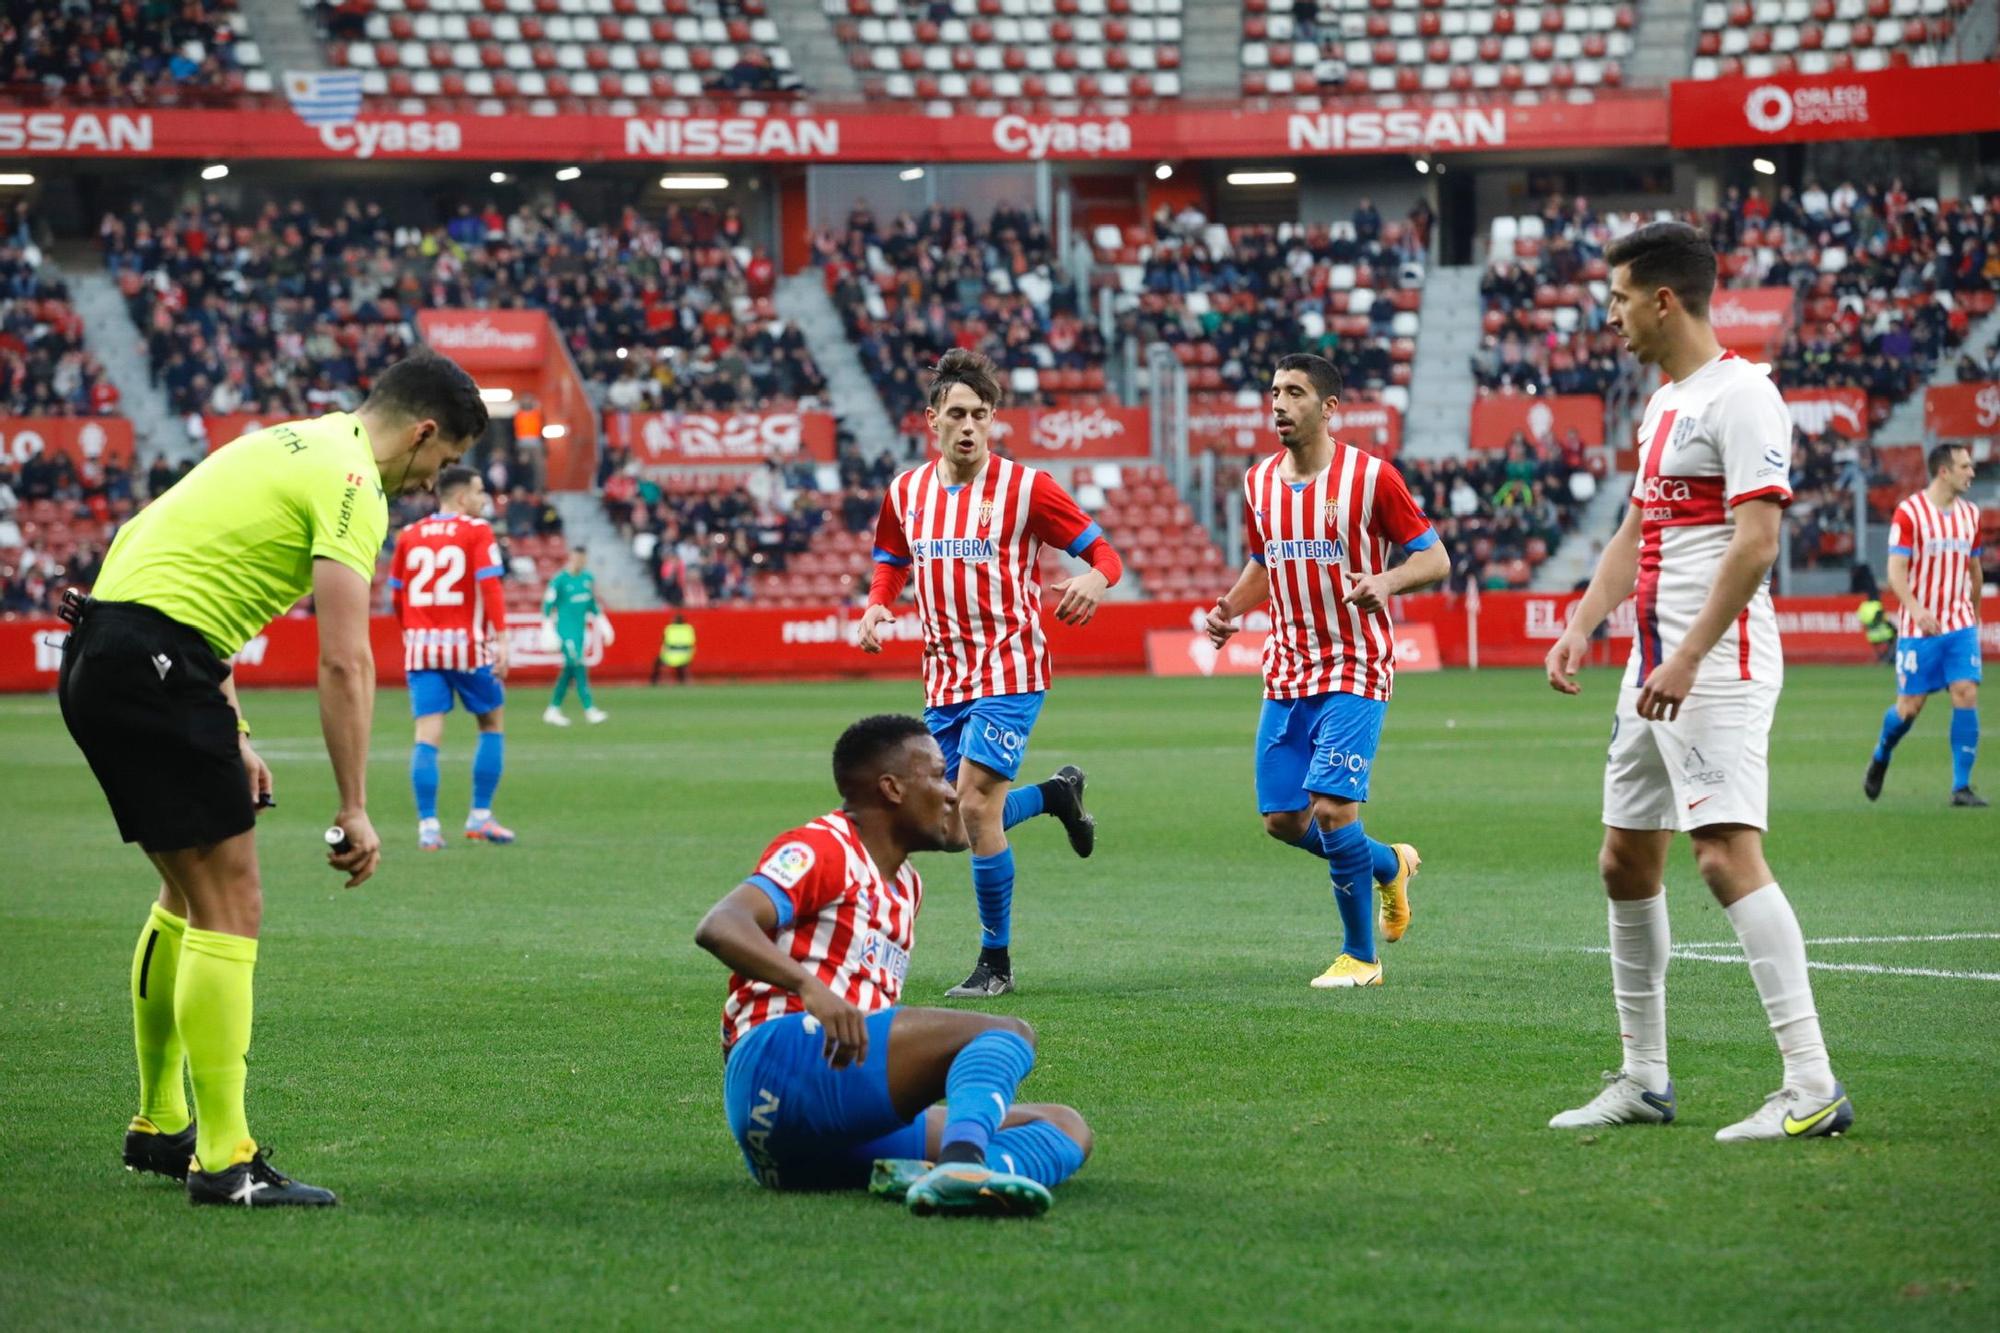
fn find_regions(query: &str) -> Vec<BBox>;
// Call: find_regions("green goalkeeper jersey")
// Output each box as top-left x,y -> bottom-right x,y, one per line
543,569 -> 599,641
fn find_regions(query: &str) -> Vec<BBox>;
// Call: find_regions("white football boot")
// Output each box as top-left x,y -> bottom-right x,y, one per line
1548,1071 -> 1677,1128
1715,1084 -> 1853,1143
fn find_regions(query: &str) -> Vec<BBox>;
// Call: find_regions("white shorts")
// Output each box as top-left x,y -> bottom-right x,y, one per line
1601,682 -> 1778,833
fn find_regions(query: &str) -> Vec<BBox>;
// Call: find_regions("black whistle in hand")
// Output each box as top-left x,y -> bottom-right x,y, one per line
325,826 -> 353,856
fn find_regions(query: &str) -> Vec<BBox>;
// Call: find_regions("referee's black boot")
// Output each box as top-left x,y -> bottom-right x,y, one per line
188,1147 -> 337,1208
123,1117 -> 196,1181
1040,765 -> 1096,859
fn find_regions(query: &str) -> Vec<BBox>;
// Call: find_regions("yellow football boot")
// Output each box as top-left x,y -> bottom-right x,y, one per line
1309,953 -> 1383,988
1377,843 -> 1421,944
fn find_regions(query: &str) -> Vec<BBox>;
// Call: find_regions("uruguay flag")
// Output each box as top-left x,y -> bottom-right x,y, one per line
285,70 -> 363,126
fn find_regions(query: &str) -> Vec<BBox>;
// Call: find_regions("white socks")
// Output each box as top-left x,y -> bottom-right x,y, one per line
1725,884 -> 1836,1098
1608,894 -> 1671,1091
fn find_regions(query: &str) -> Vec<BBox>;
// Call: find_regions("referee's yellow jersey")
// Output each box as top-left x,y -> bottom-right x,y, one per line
95,414 -> 390,658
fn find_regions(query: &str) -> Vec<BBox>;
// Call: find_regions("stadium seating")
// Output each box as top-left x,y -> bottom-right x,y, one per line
1241,0 -> 1634,96
826,0 -> 1185,106
1,0 -> 267,102
0,246 -> 117,420
1077,462 -> 1228,602
1687,0 -> 1974,81
317,0 -> 801,113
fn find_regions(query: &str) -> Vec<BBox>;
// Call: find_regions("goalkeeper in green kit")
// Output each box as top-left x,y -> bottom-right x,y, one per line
541,546 -> 611,726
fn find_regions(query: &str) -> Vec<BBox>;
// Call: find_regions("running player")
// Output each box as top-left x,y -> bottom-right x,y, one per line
856,348 -> 1115,998
541,546 -> 610,726
1864,442 -> 1984,807
1544,221 -> 1851,1142
695,713 -> 1092,1217
388,464 -> 515,850
1204,353 -> 1443,989
59,350 -> 486,1205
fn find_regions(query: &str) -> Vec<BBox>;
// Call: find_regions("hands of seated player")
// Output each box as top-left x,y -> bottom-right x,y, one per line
1343,571 -> 1395,615
328,808 -> 382,888
856,604 -> 894,654
241,737 -> 274,812
1052,569 -> 1110,626
800,978 -> 868,1068
1638,652 -> 1698,722
1545,631 -> 1590,695
1204,598 -> 1238,647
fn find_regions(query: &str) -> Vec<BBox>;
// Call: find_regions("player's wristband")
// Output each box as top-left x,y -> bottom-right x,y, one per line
236,716 -> 252,737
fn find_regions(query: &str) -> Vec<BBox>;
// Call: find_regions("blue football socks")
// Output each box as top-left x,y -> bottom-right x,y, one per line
471,731 -> 505,814
410,742 -> 440,822
970,848 -> 1015,952
1951,707 -> 1979,790
938,1028 -> 1036,1164
1320,821 -> 1378,963
1873,704 -> 1914,764
1002,785 -> 1044,829
1295,824 -> 1401,886
988,1120 -> 1087,1187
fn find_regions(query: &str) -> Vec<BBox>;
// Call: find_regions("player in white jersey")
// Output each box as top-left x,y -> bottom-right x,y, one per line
1864,443 -> 1985,807
1545,222 -> 1851,1142
858,349 -> 1119,999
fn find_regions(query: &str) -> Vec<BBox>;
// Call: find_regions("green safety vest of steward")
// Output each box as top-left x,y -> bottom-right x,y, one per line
1857,598 -> 1895,645
661,622 -> 696,667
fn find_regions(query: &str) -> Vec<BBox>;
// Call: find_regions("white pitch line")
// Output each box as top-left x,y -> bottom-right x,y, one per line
1576,942 -> 2000,983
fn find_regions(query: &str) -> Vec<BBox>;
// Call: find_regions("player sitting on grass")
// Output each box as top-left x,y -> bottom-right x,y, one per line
695,714 -> 1093,1217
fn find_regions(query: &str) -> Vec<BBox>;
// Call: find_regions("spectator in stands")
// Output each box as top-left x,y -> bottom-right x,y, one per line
1352,197 -> 1381,246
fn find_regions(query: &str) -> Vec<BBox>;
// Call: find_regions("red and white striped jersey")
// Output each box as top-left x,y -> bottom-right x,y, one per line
721,809 -> 924,1054
1889,492 -> 1982,637
1243,443 -> 1435,701
1628,351 -> 1792,688
873,455 -> 1102,707
389,512 -> 506,672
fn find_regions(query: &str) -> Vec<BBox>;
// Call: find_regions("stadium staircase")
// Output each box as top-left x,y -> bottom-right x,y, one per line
1530,468 -> 1633,589
1403,264 -> 1485,460
1624,0 -> 1699,85
242,0 -> 327,74
549,494 -> 664,611
1874,300 -> 2000,445
766,0 -> 863,99
62,260 -> 188,466
775,271 -> 901,459
1177,0 -> 1244,97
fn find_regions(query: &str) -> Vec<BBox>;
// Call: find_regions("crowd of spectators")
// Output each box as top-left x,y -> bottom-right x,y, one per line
1956,334 -> 2000,383
2,203 -> 118,417
1395,434 -> 1599,591
595,441 -> 901,605
101,195 -> 826,433
2,0 -> 255,104
817,202 -> 1103,435
0,448 -> 170,618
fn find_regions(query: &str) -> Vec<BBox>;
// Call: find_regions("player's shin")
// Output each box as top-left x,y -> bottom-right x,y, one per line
1607,894 -> 1670,1090
1001,785 -> 1043,829
970,847 -> 1015,964
938,1029 -> 1036,1165
1951,707 -> 1978,790
1320,823 -> 1377,963
175,928 -> 259,1170
1873,704 -> 1914,764
1725,885 -> 1836,1098
131,903 -> 190,1133
411,742 -> 441,822
471,732 -> 504,818
987,1121 -> 1087,1188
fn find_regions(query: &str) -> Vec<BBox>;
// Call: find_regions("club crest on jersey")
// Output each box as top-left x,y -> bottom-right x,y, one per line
1669,416 -> 1699,452
977,500 -> 994,531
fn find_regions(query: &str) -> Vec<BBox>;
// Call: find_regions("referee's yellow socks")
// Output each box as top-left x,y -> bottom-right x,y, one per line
176,927 -> 259,1171
130,902 -> 190,1135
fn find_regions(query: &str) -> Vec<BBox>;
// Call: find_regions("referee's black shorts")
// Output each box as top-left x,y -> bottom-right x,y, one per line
58,601 -> 255,854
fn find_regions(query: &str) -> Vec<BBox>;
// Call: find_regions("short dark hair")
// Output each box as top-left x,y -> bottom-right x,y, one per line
1604,221 -> 1717,318
926,347 -> 1003,410
437,464 -> 480,497
1928,443 -> 1970,476
832,713 -> 931,802
364,350 -> 490,443
1274,352 -> 1343,404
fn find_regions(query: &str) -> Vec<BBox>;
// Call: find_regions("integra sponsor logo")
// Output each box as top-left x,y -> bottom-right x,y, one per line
1265,538 -> 1346,564
317,120 -> 463,159
0,112 -> 152,153
912,537 -> 996,561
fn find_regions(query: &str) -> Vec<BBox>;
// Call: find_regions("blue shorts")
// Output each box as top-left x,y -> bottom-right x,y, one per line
408,667 -> 505,720
1896,627 -> 1983,696
1255,691 -> 1388,812
923,691 -> 1046,783
723,1008 -> 926,1191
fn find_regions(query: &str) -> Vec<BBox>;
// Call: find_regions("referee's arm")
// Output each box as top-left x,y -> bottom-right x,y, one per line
314,557 -> 382,886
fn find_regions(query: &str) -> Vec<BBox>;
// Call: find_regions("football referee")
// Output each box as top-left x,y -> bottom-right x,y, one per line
59,351 -> 488,1207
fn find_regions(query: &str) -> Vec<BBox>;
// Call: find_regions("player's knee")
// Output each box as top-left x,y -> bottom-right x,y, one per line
1263,809 -> 1310,843
1040,1104 -> 1093,1160
1597,841 -> 1653,894
1949,682 -> 1978,707
1311,799 -> 1357,833
1897,695 -> 1926,721
992,1014 -> 1036,1049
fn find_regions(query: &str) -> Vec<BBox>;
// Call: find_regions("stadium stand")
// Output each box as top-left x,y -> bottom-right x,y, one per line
317,0 -> 801,111
826,0 -> 1185,105
2,203 -> 117,418
1401,444 -> 1602,590
1,0 -> 266,103
1241,0 -> 1635,95
1688,0 -> 1978,82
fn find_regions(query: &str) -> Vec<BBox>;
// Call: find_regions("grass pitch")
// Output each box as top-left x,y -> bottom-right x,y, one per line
2,666 -> 1995,1329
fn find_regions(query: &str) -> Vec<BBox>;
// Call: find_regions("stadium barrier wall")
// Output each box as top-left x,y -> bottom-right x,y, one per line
5,595 -> 1993,692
